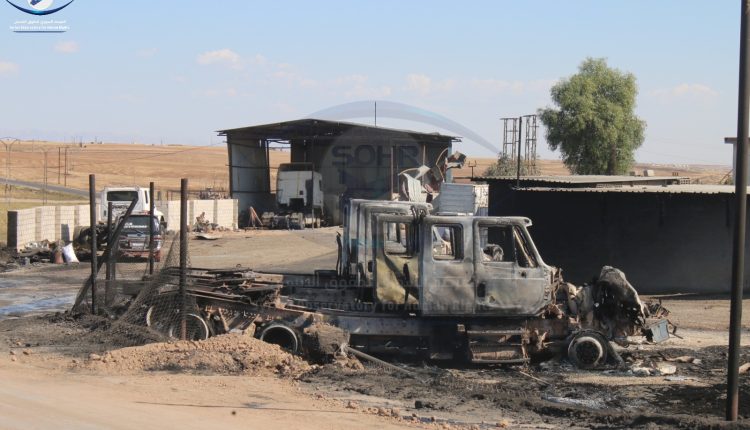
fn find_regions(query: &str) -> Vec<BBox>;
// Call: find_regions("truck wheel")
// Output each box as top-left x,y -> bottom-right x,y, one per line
167,313 -> 210,341
567,331 -> 609,369
259,323 -> 299,353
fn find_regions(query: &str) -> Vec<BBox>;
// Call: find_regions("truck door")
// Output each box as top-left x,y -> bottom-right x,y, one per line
473,219 -> 550,316
372,214 -> 419,306
419,216 -> 474,316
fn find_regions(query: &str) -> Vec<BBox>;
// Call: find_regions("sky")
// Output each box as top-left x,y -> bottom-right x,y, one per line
0,0 -> 741,166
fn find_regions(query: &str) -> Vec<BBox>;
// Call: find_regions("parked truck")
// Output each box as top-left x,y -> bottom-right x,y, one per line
261,163 -> 323,229
75,186 -> 165,259
117,213 -> 163,261
140,199 -> 670,369
100,186 -> 165,229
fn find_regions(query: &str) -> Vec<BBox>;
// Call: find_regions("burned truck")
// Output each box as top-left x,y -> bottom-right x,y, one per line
142,199 -> 669,369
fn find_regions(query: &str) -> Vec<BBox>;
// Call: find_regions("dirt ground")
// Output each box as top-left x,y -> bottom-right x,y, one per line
2,228 -> 750,429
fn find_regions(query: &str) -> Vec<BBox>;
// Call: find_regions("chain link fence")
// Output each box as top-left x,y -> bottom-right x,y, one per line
71,230 -> 207,347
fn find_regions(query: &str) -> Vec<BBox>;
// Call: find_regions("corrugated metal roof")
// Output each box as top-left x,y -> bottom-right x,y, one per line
474,175 -> 689,184
518,184 -> 736,195
217,118 -> 461,143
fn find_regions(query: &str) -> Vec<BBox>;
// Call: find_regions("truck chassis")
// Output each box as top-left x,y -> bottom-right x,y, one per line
139,265 -> 668,369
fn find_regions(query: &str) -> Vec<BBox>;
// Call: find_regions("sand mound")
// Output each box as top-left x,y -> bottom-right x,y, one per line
82,333 -> 311,377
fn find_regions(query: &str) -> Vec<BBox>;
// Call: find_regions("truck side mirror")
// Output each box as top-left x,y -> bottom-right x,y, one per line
367,261 -> 373,273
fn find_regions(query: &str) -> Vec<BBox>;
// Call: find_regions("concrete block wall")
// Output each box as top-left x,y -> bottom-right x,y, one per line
156,200 -> 181,230
8,208 -> 36,248
35,206 -> 56,245
56,206 -> 76,243
214,199 -> 237,228
74,204 -> 99,227
156,199 -> 238,231
8,203 -> 99,250
8,199 -> 238,250
191,200 -> 215,224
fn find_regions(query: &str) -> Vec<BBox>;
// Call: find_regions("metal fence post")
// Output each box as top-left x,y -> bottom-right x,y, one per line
89,174 -> 97,314
148,181 -> 155,275
105,201 -> 114,307
180,178 -> 188,340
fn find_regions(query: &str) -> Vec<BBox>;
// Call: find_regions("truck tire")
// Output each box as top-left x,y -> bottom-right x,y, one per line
259,323 -> 299,353
567,331 -> 609,369
72,226 -> 85,243
166,313 -> 210,341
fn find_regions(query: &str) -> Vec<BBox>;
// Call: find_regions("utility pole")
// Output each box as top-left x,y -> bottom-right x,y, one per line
727,0 -> 750,422
64,147 -> 68,187
57,147 -> 61,184
42,150 -> 48,205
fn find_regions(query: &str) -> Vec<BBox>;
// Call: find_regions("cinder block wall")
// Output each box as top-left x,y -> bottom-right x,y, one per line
8,199 -> 238,250
74,204 -> 98,227
156,199 -> 238,231
56,206 -> 76,243
8,208 -> 36,249
8,203 -> 98,250
35,207 -> 56,244
191,200 -> 214,225
156,200 -> 181,230
215,199 -> 237,228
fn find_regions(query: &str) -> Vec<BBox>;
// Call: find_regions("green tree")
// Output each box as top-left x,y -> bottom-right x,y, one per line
539,58 -> 646,175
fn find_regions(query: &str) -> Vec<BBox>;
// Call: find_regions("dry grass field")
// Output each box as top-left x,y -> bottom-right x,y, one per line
453,157 -> 732,184
0,140 -> 731,198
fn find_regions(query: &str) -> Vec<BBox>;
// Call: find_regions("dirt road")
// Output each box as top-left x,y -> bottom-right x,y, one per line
0,363 -> 410,430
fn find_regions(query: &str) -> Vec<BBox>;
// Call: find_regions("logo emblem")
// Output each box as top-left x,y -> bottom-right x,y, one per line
6,0 -> 74,15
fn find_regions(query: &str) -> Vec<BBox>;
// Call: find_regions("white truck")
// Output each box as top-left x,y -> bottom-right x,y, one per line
262,163 -> 324,229
101,186 -> 165,229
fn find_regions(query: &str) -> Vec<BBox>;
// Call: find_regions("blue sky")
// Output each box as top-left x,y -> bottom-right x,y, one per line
0,1 -> 740,165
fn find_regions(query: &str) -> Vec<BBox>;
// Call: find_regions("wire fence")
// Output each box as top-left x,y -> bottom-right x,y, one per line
71,232 -> 204,347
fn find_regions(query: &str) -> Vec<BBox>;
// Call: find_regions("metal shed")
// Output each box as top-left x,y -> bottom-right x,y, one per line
219,119 -> 460,225
479,176 -> 745,294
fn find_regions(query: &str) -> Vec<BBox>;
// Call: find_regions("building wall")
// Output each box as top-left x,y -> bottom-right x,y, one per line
8,199 -> 238,250
8,208 -> 36,248
225,128 -> 452,226
156,199 -> 238,231
227,137 -> 275,215
293,137 -> 450,224
35,206 -> 56,245
56,206 -> 76,243
488,186 -> 739,294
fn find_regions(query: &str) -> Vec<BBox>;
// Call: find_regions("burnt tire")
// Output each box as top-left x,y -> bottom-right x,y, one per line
259,323 -> 300,353
567,332 -> 609,369
166,313 -> 210,341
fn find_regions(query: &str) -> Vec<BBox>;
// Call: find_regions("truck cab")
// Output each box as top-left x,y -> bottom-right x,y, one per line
117,213 -> 163,261
101,186 -> 165,229
372,213 -> 555,317
262,163 -> 324,229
